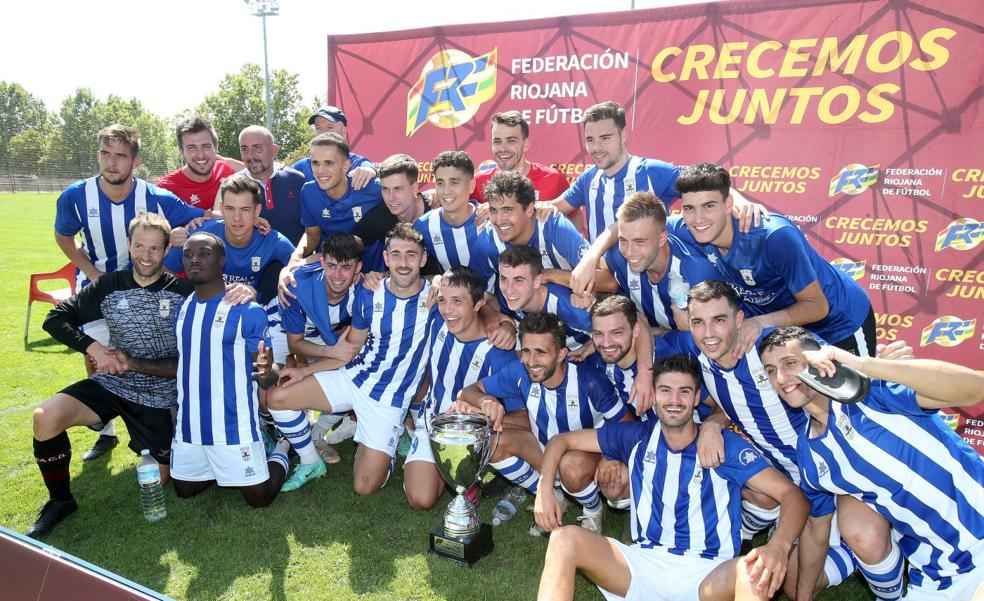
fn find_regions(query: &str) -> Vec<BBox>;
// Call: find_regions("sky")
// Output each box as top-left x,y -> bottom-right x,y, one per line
2,0 -> 694,118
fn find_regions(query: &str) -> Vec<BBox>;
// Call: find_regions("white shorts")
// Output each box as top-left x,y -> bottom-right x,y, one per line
81,319 -> 110,346
404,426 -> 434,465
313,368 -> 406,457
170,439 -> 269,487
599,540 -> 729,601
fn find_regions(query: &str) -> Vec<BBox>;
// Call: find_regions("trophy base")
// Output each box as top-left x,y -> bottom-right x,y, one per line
429,523 -> 494,567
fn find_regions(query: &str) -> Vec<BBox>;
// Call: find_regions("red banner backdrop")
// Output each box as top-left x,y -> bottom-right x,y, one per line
328,0 -> 984,450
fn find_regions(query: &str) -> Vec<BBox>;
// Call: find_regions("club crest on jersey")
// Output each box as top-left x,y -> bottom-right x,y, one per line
567,392 -> 579,410
158,298 -> 171,318
322,208 -> 331,218
406,48 -> 497,137
739,269 -> 756,286
691,468 -> 703,485
251,256 -> 261,272
436,329 -> 447,342
623,180 -> 636,196
240,446 -> 251,463
214,314 -> 226,327
738,448 -> 759,466
836,413 -> 856,440
934,218 -> 983,252
352,206 -> 363,222
750,367 -> 771,389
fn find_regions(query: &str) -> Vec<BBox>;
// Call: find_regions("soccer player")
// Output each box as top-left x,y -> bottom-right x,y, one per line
533,354 -> 809,601
295,133 -> 383,265
673,163 -> 875,357
413,151 -> 486,273
279,233 -> 365,463
602,191 -> 719,330
472,111 -> 569,204
170,232 -> 288,507
27,213 -> 189,537
403,266 -> 517,510
455,312 -> 632,534
157,116 -> 243,210
759,328 -> 984,601
261,224 -> 432,494
546,101 -> 678,243
291,105 -> 376,189
54,124 -> 205,460
587,296 -> 653,420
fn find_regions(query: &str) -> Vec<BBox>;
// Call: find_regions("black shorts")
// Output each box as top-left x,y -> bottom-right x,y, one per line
830,306 -> 877,357
60,379 -> 175,464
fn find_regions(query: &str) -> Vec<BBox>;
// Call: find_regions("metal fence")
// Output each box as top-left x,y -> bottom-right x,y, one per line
0,153 -> 175,194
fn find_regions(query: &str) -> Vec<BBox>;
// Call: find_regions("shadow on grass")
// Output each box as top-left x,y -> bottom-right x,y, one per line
23,338 -> 75,354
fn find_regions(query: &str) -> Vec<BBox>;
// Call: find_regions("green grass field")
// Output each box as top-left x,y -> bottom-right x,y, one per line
0,193 -> 871,600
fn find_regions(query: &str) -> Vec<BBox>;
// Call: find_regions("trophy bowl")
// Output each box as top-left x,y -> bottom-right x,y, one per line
427,412 -> 496,566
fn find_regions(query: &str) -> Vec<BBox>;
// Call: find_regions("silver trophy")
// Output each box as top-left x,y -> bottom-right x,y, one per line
427,412 -> 496,566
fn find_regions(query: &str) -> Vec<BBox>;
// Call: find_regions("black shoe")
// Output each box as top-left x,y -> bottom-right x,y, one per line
82,434 -> 118,461
739,538 -> 754,556
26,498 -> 78,538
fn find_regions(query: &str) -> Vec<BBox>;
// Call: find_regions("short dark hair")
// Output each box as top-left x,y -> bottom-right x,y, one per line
97,124 -> 140,157
498,245 -> 543,278
653,354 -> 702,390
484,170 -> 535,209
491,110 -> 530,138
385,222 -> 425,251
377,153 -> 418,181
441,266 -> 486,304
758,326 -> 822,357
581,101 -> 626,130
219,173 -> 262,205
590,295 -> 638,329
433,151 -> 474,178
311,132 -> 350,156
687,280 -> 740,313
185,231 -> 225,257
675,163 -> 730,199
519,312 -> 566,352
616,191 -> 667,229
321,233 -> 364,263
176,116 -> 218,148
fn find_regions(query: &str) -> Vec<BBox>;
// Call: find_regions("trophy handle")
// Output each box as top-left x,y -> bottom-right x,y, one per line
478,430 -> 499,476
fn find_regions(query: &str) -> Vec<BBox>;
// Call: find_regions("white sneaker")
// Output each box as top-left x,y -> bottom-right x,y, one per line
325,415 -> 357,444
527,488 -> 570,536
577,511 -> 603,534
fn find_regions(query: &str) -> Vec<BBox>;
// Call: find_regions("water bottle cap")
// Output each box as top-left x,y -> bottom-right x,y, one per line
141,449 -> 150,456
492,517 -> 502,526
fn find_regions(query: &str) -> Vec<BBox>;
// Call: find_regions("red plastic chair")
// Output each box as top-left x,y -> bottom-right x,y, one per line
25,262 -> 76,343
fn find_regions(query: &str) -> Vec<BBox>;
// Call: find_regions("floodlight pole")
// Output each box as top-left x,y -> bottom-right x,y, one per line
249,0 -> 279,133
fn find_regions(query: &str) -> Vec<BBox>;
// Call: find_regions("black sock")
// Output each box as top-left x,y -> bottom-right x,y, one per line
34,433 -> 73,502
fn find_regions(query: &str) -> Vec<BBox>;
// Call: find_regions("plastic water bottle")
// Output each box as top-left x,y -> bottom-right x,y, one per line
492,486 -> 528,526
136,450 -> 166,522
668,270 -> 690,309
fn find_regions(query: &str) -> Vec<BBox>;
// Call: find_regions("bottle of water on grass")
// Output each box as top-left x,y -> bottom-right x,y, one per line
137,450 -> 166,522
492,486 -> 528,526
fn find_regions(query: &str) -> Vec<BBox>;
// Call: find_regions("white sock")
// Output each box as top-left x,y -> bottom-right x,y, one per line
100,420 -> 116,437
269,408 -> 320,465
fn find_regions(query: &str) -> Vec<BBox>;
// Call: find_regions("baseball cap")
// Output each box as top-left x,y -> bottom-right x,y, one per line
308,106 -> 347,126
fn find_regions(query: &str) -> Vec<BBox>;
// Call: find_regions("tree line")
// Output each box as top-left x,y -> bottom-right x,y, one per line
0,64 -> 319,182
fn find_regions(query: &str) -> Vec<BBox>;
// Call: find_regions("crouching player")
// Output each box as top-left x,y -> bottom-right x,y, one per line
170,232 -> 287,507
535,354 -> 809,601
759,327 -> 984,601
403,266 -> 518,510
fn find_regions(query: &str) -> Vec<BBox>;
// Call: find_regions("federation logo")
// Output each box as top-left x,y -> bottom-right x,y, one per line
920,316 -> 976,347
829,164 -> 879,196
831,258 -> 866,281
934,218 -> 984,252
406,48 -> 497,137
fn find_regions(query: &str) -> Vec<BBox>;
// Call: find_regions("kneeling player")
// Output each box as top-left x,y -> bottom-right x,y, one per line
535,355 -> 809,601
404,266 -> 518,510
170,233 -> 288,507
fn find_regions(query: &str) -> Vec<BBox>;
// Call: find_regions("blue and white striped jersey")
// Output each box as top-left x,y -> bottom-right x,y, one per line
413,206 -> 486,273
797,380 -> 984,591
482,359 -> 627,447
661,330 -> 806,483
346,279 -> 432,410
55,176 -> 204,291
476,213 -> 589,276
500,283 -> 592,349
604,235 -> 719,330
422,311 -> 517,421
563,156 -> 679,242
174,294 -> 268,446
599,420 -> 769,559
278,262 -> 354,346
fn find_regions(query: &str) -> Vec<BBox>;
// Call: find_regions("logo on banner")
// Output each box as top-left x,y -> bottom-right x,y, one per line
831,258 -> 866,281
935,218 -> 984,252
939,410 -> 961,432
406,48 -> 497,137
920,316 -> 976,348
477,159 -> 497,174
829,164 -> 878,197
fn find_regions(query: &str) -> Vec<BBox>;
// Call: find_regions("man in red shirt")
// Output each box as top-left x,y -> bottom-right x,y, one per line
157,116 -> 244,210
472,111 -> 584,232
